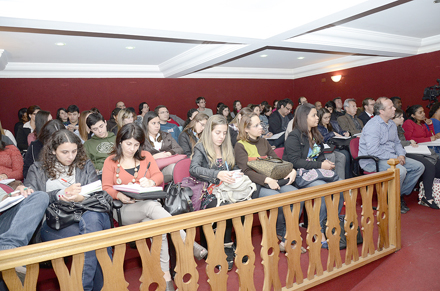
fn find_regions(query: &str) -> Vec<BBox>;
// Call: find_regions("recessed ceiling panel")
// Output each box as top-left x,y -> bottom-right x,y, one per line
0,31 -> 200,64
219,49 -> 350,69
341,0 -> 440,38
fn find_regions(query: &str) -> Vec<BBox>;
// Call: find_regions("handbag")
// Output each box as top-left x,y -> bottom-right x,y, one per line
211,175 -> 256,207
418,179 -> 440,207
163,182 -> 194,215
181,177 -> 209,211
46,191 -> 113,230
294,168 -> 339,188
247,156 -> 293,180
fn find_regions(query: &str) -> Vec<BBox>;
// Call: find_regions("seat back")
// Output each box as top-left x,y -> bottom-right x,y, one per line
173,158 -> 191,183
273,147 -> 284,159
349,137 -> 360,159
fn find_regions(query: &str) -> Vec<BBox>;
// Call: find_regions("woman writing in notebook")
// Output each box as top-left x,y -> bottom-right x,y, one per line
25,129 -> 112,291
102,123 -> 207,291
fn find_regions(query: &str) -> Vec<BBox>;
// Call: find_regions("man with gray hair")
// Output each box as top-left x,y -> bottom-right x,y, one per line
337,98 -> 363,135
359,97 -> 424,214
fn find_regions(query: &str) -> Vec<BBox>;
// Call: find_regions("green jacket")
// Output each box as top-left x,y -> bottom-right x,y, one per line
83,132 -> 116,171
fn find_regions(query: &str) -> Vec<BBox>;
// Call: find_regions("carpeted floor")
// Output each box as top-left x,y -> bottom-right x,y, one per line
35,192 -> 440,290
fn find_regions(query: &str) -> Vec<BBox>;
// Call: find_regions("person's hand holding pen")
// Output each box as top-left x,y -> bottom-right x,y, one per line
321,159 -> 335,170
2,185 -> 34,201
61,179 -> 83,202
216,161 -> 236,184
139,162 -> 156,188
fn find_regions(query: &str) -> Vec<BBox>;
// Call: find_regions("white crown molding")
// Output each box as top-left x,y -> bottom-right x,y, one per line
159,43 -> 248,78
0,62 -> 163,78
0,50 -> 8,71
419,35 -> 440,54
183,67 -> 294,79
287,26 -> 420,57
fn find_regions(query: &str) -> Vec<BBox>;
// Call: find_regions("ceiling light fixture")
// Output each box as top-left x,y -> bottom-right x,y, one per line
260,54 -> 268,58
125,46 -> 135,50
331,75 -> 342,82
55,42 -> 66,46
297,57 -> 305,60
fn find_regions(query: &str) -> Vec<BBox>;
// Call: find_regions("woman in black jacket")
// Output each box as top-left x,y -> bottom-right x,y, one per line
142,111 -> 184,183
25,129 -> 112,291
178,112 -> 208,157
189,115 -> 240,271
283,103 -> 344,249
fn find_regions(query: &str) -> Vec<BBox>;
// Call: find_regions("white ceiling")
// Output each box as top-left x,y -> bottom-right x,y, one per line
0,0 -> 439,79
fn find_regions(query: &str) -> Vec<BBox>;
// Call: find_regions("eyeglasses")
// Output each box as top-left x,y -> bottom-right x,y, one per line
286,107 -> 293,111
198,122 -> 207,128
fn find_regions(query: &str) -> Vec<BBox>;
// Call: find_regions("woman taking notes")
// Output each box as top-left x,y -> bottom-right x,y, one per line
25,129 -> 112,291
102,123 -> 206,291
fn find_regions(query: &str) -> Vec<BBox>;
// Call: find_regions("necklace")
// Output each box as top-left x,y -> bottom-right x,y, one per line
116,159 -> 138,185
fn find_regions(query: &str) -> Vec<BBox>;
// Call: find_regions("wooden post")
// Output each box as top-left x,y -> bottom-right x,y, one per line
387,159 -> 401,250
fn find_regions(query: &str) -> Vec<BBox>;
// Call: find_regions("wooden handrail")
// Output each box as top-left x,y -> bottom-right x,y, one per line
0,159 -> 401,291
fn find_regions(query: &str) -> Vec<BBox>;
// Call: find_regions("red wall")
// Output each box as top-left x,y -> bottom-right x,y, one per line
292,50 -> 440,111
1,50 -> 439,132
0,78 -> 293,131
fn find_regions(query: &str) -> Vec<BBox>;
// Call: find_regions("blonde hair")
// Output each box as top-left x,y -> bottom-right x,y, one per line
117,109 -> 134,130
197,115 -> 235,168
78,110 -> 92,141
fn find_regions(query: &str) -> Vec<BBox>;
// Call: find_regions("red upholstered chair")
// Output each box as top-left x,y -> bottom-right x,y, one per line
273,147 -> 284,159
349,137 -> 379,176
172,158 -> 191,183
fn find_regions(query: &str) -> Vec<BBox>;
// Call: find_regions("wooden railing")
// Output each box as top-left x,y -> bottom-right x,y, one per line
0,159 -> 401,291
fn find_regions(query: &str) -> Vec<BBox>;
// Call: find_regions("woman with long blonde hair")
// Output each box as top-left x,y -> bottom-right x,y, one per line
189,115 -> 240,271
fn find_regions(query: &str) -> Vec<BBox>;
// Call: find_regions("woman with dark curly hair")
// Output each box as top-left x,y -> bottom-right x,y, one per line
24,129 -> 112,291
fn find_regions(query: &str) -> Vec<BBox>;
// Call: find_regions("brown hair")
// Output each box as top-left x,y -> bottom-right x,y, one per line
41,129 -> 88,179
237,113 -> 259,142
182,113 -> 209,148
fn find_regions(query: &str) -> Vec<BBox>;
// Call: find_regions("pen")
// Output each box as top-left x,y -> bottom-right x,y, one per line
8,188 -> 28,196
143,162 -> 151,177
61,178 -> 72,185
225,161 -> 229,171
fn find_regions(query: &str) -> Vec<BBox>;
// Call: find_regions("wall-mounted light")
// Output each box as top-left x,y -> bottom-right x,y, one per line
331,75 -> 342,82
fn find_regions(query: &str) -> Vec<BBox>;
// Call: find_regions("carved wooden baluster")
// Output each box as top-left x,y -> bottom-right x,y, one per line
258,208 -> 282,291
360,185 -> 375,257
170,228 -> 199,291
135,237 -> 165,291
232,214 -> 256,291
376,181 -> 390,251
282,203 -> 304,287
343,189 -> 359,264
202,220 -> 228,291
52,253 -> 84,291
324,193 -> 342,272
97,243 -> 129,291
2,263 -> 39,291
304,199 -> 323,280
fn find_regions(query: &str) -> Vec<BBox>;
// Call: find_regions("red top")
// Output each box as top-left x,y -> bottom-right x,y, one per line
402,119 -> 434,143
102,151 -> 164,199
0,145 -> 24,180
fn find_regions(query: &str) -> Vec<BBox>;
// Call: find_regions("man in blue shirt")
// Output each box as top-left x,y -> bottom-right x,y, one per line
155,105 -> 181,142
359,97 -> 424,214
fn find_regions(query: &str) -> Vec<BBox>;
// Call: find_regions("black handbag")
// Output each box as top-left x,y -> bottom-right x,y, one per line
46,191 -> 113,230
163,182 -> 194,216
